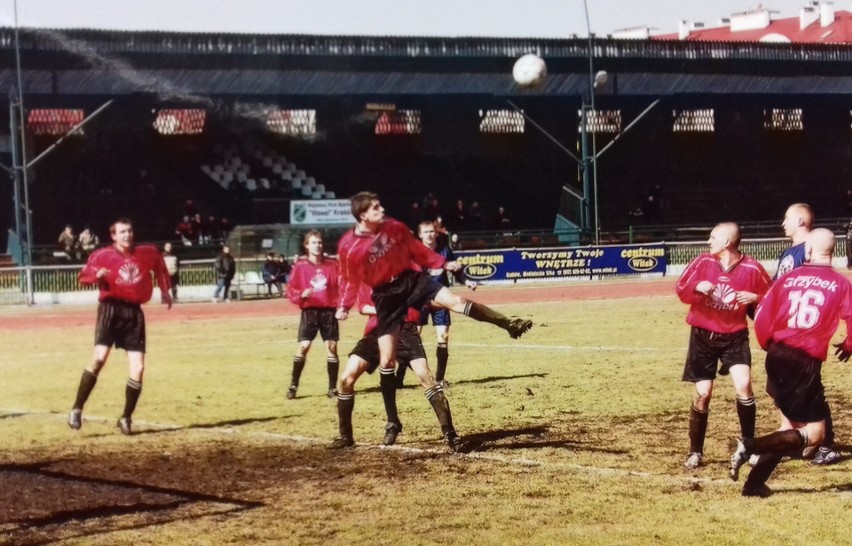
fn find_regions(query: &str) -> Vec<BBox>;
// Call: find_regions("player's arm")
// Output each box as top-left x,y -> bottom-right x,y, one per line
286,264 -> 305,304
151,249 -> 173,308
336,237 -> 362,319
78,250 -> 107,285
833,282 -> 852,362
752,288 -> 776,350
675,257 -> 710,303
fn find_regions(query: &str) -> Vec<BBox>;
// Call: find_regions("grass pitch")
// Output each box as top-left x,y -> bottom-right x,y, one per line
2,280 -> 852,545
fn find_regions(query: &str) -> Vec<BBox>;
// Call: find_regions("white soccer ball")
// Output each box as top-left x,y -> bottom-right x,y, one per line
512,53 -> 547,88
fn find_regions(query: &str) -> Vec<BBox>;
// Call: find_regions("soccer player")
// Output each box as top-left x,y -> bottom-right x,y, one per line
67,218 -> 172,435
730,228 -> 852,496
396,219 -> 477,389
330,284 -> 467,451
676,222 -> 771,470
335,192 -> 532,438
774,203 -> 840,464
285,230 -> 340,400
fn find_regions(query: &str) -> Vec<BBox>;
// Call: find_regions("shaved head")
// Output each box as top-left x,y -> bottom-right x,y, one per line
783,203 -> 813,243
805,228 -> 835,263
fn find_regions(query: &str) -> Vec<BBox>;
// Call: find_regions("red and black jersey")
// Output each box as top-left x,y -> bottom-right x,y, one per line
676,253 -> 771,334
755,264 -> 852,361
356,283 -> 421,335
79,244 -> 171,304
286,257 -> 340,309
337,217 -> 445,310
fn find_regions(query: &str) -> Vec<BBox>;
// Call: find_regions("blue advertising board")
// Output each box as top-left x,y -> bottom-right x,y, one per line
454,244 -> 666,282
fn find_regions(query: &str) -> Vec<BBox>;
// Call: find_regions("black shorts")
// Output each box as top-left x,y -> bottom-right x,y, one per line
765,342 -> 827,423
682,326 -> 751,382
373,270 -> 443,337
94,299 -> 146,352
298,307 -> 339,342
350,323 -> 427,373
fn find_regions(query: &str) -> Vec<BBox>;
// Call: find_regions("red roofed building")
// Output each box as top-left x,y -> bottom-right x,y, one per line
619,2 -> 852,43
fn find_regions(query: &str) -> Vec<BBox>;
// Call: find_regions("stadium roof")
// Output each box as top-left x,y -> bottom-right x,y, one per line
653,3 -> 852,43
3,28 -> 852,99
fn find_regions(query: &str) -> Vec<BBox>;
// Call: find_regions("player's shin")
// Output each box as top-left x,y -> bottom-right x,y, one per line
426,386 -> 454,435
736,396 -> 756,439
689,404 -> 709,454
122,378 -> 142,418
436,343 -> 449,382
327,357 -> 339,391
463,301 -> 509,329
72,369 -> 98,410
748,429 -> 807,454
337,393 -> 355,439
743,453 -> 783,490
290,356 -> 306,388
379,367 -> 400,425
823,402 -> 835,446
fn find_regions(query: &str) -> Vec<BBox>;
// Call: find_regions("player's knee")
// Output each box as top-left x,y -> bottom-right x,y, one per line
339,373 -> 357,392
326,341 -> 338,355
89,358 -> 106,374
693,390 -> 712,409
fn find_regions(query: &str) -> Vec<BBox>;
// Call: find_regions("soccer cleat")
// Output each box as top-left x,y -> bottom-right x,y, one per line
68,409 -> 82,430
810,447 -> 841,466
382,421 -> 402,446
328,436 -> 355,449
683,452 -> 703,470
286,386 -> 297,400
507,318 -> 533,339
116,416 -> 133,436
327,388 -> 339,399
444,431 -> 470,453
741,484 -> 772,498
730,438 -> 751,481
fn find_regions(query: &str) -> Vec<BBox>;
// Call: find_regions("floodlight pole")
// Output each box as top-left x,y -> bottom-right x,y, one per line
582,0 -> 600,244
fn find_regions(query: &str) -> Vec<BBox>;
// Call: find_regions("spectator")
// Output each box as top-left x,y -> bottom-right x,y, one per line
57,224 -> 79,261
183,198 -> 197,217
212,244 -> 236,303
162,242 -> 180,302
206,215 -> 221,243
219,217 -> 233,241
78,226 -> 100,255
449,199 -> 466,231
425,198 -> 442,222
468,201 -> 483,230
421,191 -> 435,212
277,254 -> 291,283
495,206 -> 511,231
450,232 -> 463,251
261,252 -> 285,297
175,215 -> 194,246
192,213 -> 204,244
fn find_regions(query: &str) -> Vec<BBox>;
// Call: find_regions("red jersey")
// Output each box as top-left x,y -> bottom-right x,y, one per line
79,244 -> 171,304
337,217 -> 446,310
754,264 -> 852,360
676,253 -> 771,334
357,283 -> 420,334
286,256 -> 340,309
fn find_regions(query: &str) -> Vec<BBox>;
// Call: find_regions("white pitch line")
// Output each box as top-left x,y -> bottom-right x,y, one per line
455,342 -> 677,352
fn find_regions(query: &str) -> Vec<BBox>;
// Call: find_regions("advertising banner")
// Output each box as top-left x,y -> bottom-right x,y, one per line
455,244 -> 666,282
290,199 -> 352,225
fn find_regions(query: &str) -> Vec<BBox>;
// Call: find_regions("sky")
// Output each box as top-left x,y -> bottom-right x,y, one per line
0,0 -> 828,37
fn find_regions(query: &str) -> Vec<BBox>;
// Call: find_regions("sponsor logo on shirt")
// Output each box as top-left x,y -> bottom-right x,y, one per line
116,262 -> 142,285
782,275 -> 838,292
310,271 -> 328,292
368,232 -> 396,264
777,255 -> 795,277
705,282 -> 739,311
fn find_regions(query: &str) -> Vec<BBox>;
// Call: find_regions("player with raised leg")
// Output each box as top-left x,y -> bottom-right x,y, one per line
730,228 -> 852,496
336,192 -> 532,452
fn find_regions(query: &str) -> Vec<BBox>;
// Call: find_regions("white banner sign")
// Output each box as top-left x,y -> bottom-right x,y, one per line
290,199 -> 352,225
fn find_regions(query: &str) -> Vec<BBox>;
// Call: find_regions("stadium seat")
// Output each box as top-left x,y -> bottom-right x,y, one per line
260,178 -> 271,190
246,179 -> 258,191
301,185 -> 313,197
222,172 -> 234,184
281,171 -> 292,181
325,191 -> 335,199
296,170 -> 306,178
286,163 -> 297,173
241,271 -> 266,298
214,164 -> 224,174
315,183 -> 325,194
312,191 -> 323,199
291,178 -> 303,190
201,164 -> 211,174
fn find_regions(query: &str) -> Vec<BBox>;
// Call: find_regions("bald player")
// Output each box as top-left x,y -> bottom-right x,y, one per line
731,229 -> 852,496
775,203 -> 813,279
676,222 -> 772,471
